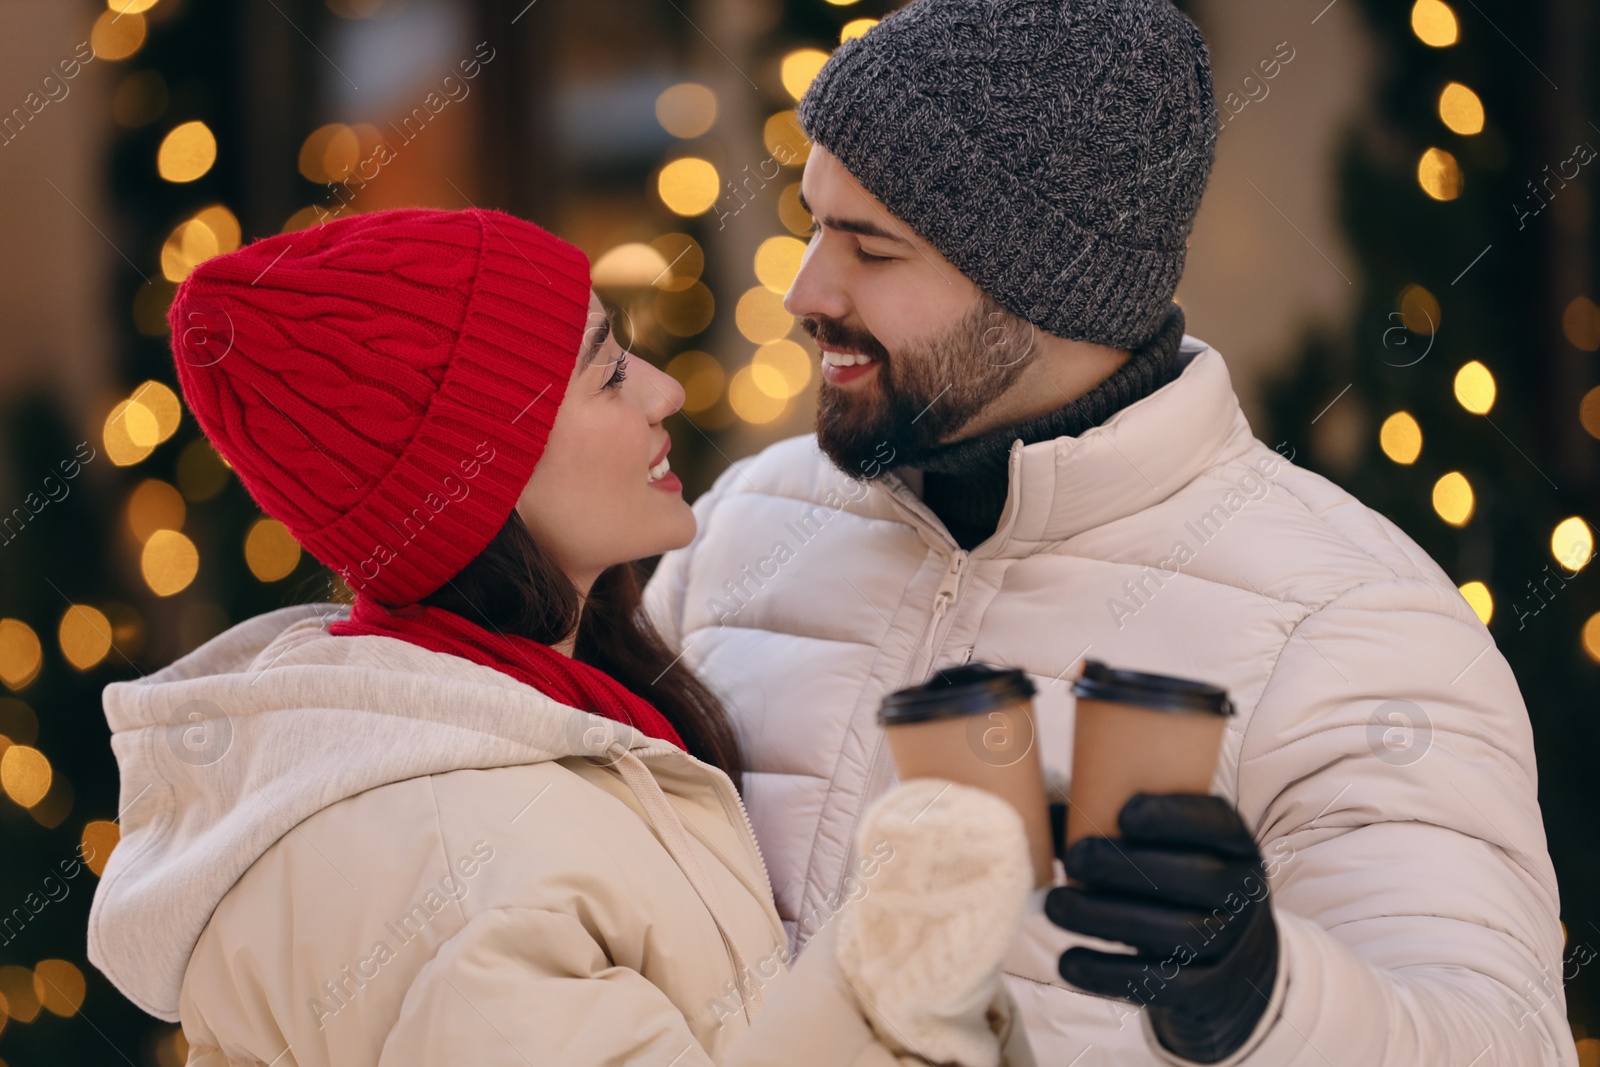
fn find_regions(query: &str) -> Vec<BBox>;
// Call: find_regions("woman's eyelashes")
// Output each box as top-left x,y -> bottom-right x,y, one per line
602,352 -> 629,390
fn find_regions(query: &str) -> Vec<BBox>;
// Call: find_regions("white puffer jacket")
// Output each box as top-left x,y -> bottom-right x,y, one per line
644,334 -> 1578,1066
87,607 -> 1036,1067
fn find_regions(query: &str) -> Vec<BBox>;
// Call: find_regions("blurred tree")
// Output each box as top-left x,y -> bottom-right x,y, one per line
2,1 -> 328,1063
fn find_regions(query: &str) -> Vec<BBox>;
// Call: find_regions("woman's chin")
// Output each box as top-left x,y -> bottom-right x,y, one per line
641,501 -> 697,558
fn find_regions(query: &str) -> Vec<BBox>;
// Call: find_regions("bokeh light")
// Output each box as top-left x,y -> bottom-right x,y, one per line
779,183 -> 813,236
103,401 -> 157,465
649,233 -> 705,291
0,619 -> 43,691
1438,82 -> 1484,135
1563,296 -> 1600,351
82,820 -> 121,877
1411,0 -> 1459,47
136,380 -> 183,441
1583,613 -> 1600,665
1432,471 -> 1474,526
1,745 -> 52,808
1380,411 -> 1423,464
282,204 -> 340,233
160,219 -> 218,282
666,351 -> 726,413
780,49 -> 830,101
126,476 -> 187,543
91,9 -> 147,60
1551,517 -> 1594,573
33,959 -> 87,1017
58,606 -> 113,672
1417,147 -> 1462,201
298,123 -> 362,184
141,530 -> 200,596
1580,387 -> 1600,441
751,340 -> 812,399
1458,581 -> 1493,625
655,281 -> 716,337
754,236 -> 806,293
763,111 -> 812,167
657,158 -> 720,216
735,287 -> 794,343
157,121 -> 218,183
104,382 -> 181,467
244,518 -> 302,582
160,206 -> 239,283
728,366 -> 788,424
1453,361 -> 1496,414
0,966 -> 41,1023
1398,283 -> 1441,334
591,243 -> 671,289
841,18 -> 878,41
655,83 -> 717,139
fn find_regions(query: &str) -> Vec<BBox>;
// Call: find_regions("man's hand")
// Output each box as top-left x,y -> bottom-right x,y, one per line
1043,794 -> 1279,1064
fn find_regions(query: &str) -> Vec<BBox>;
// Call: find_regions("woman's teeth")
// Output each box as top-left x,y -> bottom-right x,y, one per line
822,350 -> 877,367
647,456 -> 672,483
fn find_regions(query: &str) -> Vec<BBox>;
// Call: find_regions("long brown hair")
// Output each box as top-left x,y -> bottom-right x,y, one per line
420,515 -> 744,790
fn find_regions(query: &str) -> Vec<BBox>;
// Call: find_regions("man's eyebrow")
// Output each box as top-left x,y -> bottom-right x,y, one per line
797,187 -> 909,245
579,315 -> 611,367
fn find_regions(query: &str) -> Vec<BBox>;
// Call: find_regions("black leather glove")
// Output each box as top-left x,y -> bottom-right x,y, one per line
1044,794 -> 1279,1064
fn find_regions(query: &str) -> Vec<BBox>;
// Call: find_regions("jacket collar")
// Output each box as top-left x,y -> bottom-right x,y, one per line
880,336 -> 1250,553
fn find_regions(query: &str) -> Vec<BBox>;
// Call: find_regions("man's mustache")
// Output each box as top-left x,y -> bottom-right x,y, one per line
802,316 -> 891,365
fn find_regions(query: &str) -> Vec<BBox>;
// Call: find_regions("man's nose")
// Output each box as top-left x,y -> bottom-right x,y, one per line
784,240 -> 849,323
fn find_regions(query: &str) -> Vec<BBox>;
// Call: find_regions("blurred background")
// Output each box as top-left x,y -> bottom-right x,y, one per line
0,0 -> 1596,1061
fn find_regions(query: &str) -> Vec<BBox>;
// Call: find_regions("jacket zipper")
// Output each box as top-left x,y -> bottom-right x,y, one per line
918,550 -> 967,673
817,547 -> 970,934
614,747 -> 771,1021
625,742 -> 774,910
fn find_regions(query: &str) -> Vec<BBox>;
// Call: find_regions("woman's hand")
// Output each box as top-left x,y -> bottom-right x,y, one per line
835,778 -> 1038,1067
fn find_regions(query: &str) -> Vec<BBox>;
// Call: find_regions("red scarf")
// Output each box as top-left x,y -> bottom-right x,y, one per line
328,595 -> 686,751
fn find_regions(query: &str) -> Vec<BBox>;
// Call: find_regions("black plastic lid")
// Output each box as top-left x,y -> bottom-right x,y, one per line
878,662 -> 1037,725
1070,659 -> 1235,716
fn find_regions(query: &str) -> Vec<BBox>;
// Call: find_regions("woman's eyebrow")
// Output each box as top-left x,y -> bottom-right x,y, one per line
579,315 -> 612,367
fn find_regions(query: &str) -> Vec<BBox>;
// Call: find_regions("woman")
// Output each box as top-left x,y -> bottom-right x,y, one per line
87,208 -> 1037,1067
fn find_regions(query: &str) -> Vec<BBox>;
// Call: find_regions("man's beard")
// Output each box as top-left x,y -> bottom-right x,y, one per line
807,294 -> 1036,480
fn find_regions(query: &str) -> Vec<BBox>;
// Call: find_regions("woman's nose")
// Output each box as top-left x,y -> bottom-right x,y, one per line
641,358 -> 686,420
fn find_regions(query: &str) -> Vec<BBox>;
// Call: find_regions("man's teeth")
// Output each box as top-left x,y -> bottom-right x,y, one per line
822,350 -> 877,368
648,456 -> 671,482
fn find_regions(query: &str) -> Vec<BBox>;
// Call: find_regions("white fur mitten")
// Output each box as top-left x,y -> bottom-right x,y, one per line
834,778 -> 1035,1067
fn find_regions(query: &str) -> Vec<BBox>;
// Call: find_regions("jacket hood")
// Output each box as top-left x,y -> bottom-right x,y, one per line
87,603 -> 659,1021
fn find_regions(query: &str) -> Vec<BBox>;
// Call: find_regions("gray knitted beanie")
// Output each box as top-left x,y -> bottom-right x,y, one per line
796,0 -> 1217,349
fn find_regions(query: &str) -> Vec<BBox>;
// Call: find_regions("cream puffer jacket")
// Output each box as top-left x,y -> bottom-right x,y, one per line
644,334 -> 1579,1066
86,606 -> 1035,1066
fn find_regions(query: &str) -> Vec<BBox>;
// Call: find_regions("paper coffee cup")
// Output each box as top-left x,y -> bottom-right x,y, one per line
1064,660 -> 1236,853
878,663 -> 1055,889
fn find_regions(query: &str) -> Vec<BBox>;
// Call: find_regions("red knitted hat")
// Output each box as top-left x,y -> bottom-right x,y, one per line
169,207 -> 592,606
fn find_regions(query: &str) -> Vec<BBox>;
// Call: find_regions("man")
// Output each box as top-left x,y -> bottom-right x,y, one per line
644,0 -> 1576,1062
